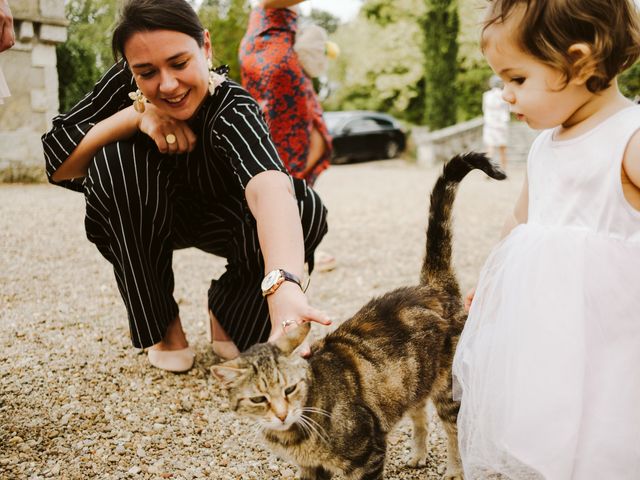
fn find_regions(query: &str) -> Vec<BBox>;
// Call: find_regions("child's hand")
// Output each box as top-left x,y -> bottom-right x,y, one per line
464,287 -> 476,313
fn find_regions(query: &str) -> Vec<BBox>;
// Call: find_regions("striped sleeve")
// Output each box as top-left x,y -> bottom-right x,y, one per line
208,82 -> 287,189
41,62 -> 135,191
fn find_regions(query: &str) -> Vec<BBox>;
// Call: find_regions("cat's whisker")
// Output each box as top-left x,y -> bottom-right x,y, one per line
301,406 -> 331,418
297,416 -> 321,441
298,414 -> 329,444
251,422 -> 266,440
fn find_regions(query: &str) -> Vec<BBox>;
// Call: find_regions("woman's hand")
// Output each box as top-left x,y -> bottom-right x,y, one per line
0,0 -> 15,52
138,103 -> 197,155
260,0 -> 305,8
266,281 -> 331,355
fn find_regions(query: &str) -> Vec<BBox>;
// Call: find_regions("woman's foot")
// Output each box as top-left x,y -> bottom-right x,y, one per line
315,250 -> 337,272
208,310 -> 240,360
148,315 -> 195,372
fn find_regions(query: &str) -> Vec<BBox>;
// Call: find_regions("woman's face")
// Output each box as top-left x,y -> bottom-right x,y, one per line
125,29 -> 212,121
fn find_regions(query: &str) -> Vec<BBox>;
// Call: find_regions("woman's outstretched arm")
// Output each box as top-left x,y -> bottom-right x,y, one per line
260,0 -> 305,8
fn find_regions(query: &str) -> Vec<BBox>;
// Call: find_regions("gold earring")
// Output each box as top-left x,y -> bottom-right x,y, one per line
128,88 -> 147,113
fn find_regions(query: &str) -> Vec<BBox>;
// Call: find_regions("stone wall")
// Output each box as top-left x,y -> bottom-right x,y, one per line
0,0 -> 66,181
413,117 -> 485,167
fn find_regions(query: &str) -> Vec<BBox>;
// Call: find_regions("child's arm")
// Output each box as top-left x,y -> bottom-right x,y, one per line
464,172 -> 529,311
500,171 -> 529,238
622,131 -> 640,209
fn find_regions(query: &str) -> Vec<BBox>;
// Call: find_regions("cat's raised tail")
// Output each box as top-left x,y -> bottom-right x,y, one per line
420,152 -> 506,289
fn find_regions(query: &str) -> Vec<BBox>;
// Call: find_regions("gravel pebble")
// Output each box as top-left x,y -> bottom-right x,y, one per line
0,159 -> 523,479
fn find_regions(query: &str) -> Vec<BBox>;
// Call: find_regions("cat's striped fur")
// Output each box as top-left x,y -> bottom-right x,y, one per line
213,153 -> 506,480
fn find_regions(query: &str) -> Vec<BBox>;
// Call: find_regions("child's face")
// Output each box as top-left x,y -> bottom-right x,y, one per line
483,21 -> 593,130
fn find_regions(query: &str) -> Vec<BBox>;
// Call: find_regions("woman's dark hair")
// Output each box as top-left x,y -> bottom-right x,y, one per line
112,0 -> 205,62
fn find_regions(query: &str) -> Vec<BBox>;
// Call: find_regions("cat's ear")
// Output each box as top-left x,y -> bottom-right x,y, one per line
211,360 -> 248,388
274,321 -> 311,356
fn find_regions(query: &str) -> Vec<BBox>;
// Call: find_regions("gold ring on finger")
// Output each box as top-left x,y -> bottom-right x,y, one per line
165,133 -> 176,145
282,319 -> 295,330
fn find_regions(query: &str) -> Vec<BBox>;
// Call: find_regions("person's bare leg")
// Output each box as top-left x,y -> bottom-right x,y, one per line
149,315 -> 188,351
301,127 -> 326,177
208,309 -> 240,360
498,145 -> 508,171
487,144 -> 495,161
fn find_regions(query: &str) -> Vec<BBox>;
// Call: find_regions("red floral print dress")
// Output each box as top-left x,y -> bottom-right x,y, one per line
239,6 -> 332,186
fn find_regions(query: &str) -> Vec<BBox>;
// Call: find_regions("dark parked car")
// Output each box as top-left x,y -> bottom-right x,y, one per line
324,110 -> 407,164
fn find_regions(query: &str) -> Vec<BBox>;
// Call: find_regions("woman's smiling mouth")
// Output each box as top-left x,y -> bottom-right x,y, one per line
164,90 -> 189,105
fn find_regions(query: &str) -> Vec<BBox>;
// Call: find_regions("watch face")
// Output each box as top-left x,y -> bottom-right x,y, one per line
261,270 -> 281,292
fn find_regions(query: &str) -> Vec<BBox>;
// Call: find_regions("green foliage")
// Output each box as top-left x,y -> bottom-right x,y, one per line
65,0 -> 118,69
620,61 -> 640,100
56,0 -> 117,112
198,0 -> 250,82
309,9 -> 341,34
422,0 -> 459,129
56,41 -> 101,113
456,58 -> 492,121
326,0 -> 490,128
324,0 -> 426,122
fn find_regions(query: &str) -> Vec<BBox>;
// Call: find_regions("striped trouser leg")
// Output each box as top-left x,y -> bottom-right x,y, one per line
83,140 -> 178,349
207,180 -> 328,352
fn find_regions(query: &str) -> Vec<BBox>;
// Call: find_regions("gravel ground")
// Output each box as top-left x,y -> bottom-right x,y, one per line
0,158 -> 524,480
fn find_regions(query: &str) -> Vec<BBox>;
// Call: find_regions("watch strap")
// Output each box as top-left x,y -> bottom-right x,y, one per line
280,270 -> 302,288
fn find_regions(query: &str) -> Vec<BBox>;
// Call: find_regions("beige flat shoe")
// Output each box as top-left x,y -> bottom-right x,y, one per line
147,347 -> 195,373
208,310 -> 240,360
315,250 -> 337,272
211,340 -> 240,360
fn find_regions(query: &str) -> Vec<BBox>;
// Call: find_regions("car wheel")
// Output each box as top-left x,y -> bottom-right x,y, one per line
384,141 -> 399,159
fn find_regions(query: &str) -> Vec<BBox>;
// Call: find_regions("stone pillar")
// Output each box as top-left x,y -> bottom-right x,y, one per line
0,0 -> 67,181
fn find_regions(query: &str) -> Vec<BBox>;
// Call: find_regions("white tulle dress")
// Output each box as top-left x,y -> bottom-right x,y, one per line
453,106 -> 640,480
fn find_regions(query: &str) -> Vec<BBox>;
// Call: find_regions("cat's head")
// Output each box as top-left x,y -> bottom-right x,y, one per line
211,322 -> 311,431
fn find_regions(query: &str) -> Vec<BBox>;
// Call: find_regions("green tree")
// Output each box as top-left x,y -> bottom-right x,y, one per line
325,0 -> 426,122
421,0 -> 459,129
57,0 -> 118,111
620,62 -> 640,100
65,0 -> 118,69
56,41 -> 101,113
198,0 -> 250,82
309,9 -> 341,34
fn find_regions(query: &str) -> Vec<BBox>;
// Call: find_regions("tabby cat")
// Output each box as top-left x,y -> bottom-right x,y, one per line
212,153 -> 506,480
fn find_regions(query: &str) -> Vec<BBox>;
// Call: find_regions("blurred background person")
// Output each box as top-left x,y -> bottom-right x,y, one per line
0,0 -> 15,104
240,0 -> 336,271
482,74 -> 510,171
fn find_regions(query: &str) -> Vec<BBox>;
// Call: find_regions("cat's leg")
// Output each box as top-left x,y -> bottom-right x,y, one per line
299,466 -> 333,480
432,372 -> 464,479
407,398 -> 429,467
345,436 -> 386,480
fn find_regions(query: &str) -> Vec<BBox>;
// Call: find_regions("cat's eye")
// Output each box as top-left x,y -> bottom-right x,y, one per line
249,396 -> 267,404
284,385 -> 297,396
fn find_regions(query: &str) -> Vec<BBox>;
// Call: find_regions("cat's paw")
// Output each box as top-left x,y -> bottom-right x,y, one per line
443,467 -> 464,479
406,453 -> 428,468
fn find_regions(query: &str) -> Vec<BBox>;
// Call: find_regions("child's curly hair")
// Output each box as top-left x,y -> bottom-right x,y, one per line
483,0 -> 640,92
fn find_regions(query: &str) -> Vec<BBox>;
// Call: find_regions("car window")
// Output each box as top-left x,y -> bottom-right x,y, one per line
346,118 -> 380,133
373,118 -> 394,128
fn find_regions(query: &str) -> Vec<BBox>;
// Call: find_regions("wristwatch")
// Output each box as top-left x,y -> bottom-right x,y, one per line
261,269 -> 303,297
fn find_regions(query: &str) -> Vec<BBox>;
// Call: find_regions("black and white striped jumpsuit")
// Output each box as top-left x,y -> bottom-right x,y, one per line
41,63 -> 329,352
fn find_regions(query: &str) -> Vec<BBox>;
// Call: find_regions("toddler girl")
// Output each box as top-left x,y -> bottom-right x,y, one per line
452,1 -> 640,478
